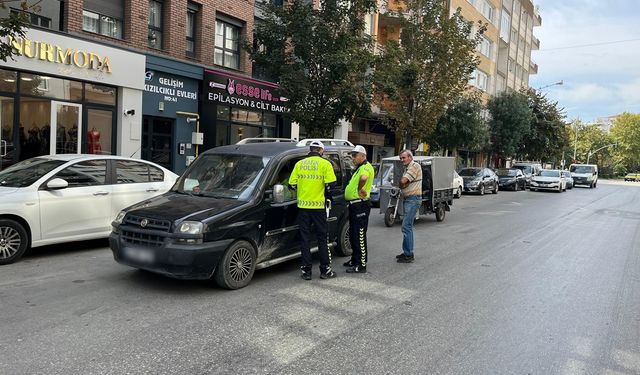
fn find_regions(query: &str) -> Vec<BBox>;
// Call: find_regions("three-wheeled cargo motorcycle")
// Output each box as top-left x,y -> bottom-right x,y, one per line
378,156 -> 455,227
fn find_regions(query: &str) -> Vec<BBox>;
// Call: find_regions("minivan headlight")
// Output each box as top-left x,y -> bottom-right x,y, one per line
177,221 -> 203,234
114,211 -> 126,225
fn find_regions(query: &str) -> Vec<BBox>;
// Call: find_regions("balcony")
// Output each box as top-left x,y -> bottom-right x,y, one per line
348,131 -> 385,146
534,5 -> 542,26
532,36 -> 540,50
529,60 -> 538,75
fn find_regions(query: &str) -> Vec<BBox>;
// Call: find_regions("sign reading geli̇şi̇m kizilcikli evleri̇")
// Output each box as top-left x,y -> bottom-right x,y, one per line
144,70 -> 198,103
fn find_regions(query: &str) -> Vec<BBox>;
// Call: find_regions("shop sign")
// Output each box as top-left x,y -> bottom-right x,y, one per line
144,71 -> 198,103
7,36 -> 112,73
205,69 -> 289,114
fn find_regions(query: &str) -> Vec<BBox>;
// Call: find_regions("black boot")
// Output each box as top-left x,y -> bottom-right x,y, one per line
346,265 -> 367,273
320,266 -> 336,279
301,266 -> 312,280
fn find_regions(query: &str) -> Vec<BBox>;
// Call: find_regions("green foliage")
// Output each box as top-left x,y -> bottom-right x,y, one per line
249,0 -> 377,137
573,121 -> 614,166
373,0 -> 485,147
486,91 -> 532,163
518,88 -> 568,164
0,1 -> 30,62
611,112 -> 640,173
430,93 -> 488,153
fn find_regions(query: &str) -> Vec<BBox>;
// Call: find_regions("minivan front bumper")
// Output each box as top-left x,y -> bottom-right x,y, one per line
110,233 -> 233,280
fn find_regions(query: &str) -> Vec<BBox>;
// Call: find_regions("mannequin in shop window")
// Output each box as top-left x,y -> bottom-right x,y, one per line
40,123 -> 50,155
65,123 -> 77,153
56,123 -> 67,154
87,127 -> 102,154
27,122 -> 40,158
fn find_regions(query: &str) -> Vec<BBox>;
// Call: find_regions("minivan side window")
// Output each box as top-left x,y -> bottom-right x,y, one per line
270,158 -> 303,201
325,152 -> 343,187
54,160 -> 107,187
116,160 -> 164,183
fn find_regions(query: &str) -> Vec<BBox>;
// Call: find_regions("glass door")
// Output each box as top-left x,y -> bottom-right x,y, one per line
0,96 -> 14,170
50,101 -> 82,154
142,116 -> 173,170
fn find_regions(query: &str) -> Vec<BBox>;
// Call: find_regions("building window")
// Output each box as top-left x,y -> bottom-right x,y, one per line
186,3 -> 199,57
148,0 -> 163,49
11,8 -> 51,29
83,10 -> 122,38
215,19 -> 241,70
500,11 -> 510,42
480,0 -> 495,23
478,36 -> 492,59
472,69 -> 489,91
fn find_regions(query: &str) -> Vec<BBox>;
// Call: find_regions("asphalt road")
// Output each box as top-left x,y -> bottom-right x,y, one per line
1,180 -> 639,375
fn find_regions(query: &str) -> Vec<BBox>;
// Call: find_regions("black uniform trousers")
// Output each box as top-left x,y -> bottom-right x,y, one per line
348,200 -> 371,268
298,208 -> 331,272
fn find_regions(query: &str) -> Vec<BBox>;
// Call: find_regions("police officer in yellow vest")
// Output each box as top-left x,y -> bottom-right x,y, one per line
289,140 -> 337,280
343,145 -> 375,273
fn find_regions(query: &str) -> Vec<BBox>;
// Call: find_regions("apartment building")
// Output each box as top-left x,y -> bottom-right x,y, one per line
450,0 -> 540,98
0,0 -> 289,174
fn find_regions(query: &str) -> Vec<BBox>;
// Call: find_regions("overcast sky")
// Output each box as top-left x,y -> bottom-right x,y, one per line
528,0 -> 640,123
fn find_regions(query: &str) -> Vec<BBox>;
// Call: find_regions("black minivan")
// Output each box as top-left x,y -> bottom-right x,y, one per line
110,142 -> 354,289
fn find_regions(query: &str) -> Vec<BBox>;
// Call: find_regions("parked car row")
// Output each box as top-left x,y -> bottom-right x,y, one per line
0,155 -> 178,265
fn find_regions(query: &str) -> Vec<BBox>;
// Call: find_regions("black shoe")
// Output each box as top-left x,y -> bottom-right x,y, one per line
301,267 -> 312,280
346,266 -> 367,273
320,269 -> 337,279
343,259 -> 355,267
397,255 -> 414,263
396,253 -> 414,260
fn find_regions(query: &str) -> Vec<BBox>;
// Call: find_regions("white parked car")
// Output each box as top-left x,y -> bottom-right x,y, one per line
0,155 -> 178,264
529,169 -> 567,192
453,170 -> 463,198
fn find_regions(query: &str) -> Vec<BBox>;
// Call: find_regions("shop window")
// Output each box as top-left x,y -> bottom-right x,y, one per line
0,69 -> 17,93
19,74 -> 82,101
85,84 -> 117,106
148,0 -> 163,49
87,109 -> 113,155
217,106 -> 230,120
1,96 -> 15,168
19,99 -> 51,160
231,108 -> 262,125
231,124 -> 260,144
186,2 -> 199,58
215,18 -> 241,70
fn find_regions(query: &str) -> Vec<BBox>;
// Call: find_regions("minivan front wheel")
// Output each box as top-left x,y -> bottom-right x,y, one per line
0,219 -> 29,265
214,240 -> 256,290
335,219 -> 352,257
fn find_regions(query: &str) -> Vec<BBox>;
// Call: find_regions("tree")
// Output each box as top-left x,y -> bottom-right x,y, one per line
429,93 -> 489,155
373,0 -> 485,148
574,123 -> 613,167
611,112 -> 640,173
518,88 -> 568,165
0,1 -> 32,62
249,0 -> 377,137
486,91 -> 532,167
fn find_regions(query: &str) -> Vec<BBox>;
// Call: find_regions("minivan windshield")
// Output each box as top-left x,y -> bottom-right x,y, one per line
0,158 -> 66,187
513,165 -> 532,174
570,165 -> 595,174
174,153 -> 270,200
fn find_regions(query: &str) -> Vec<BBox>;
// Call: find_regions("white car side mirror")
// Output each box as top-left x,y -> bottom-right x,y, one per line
47,178 -> 69,190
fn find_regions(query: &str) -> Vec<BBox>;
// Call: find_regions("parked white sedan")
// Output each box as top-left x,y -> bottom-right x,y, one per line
0,155 -> 178,264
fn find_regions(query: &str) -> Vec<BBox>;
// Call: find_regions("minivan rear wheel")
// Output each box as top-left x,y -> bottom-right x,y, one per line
214,240 -> 256,290
0,219 -> 29,265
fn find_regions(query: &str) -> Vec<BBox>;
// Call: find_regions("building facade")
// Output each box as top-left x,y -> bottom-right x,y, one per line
0,0 -> 291,174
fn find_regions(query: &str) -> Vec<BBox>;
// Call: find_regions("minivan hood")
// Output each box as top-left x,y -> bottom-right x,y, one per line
124,192 -> 246,223
571,173 -> 593,178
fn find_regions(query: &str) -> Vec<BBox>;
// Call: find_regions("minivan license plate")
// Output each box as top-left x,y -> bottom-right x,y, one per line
124,247 -> 155,264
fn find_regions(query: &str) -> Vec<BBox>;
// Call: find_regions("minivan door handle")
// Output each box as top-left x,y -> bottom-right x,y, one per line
146,188 -> 159,192
93,191 -> 110,196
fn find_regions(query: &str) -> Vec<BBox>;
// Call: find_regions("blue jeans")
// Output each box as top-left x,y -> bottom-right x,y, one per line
402,196 -> 421,256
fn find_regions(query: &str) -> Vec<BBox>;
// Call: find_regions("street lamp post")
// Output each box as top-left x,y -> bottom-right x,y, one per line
538,80 -> 563,91
586,143 -> 618,164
